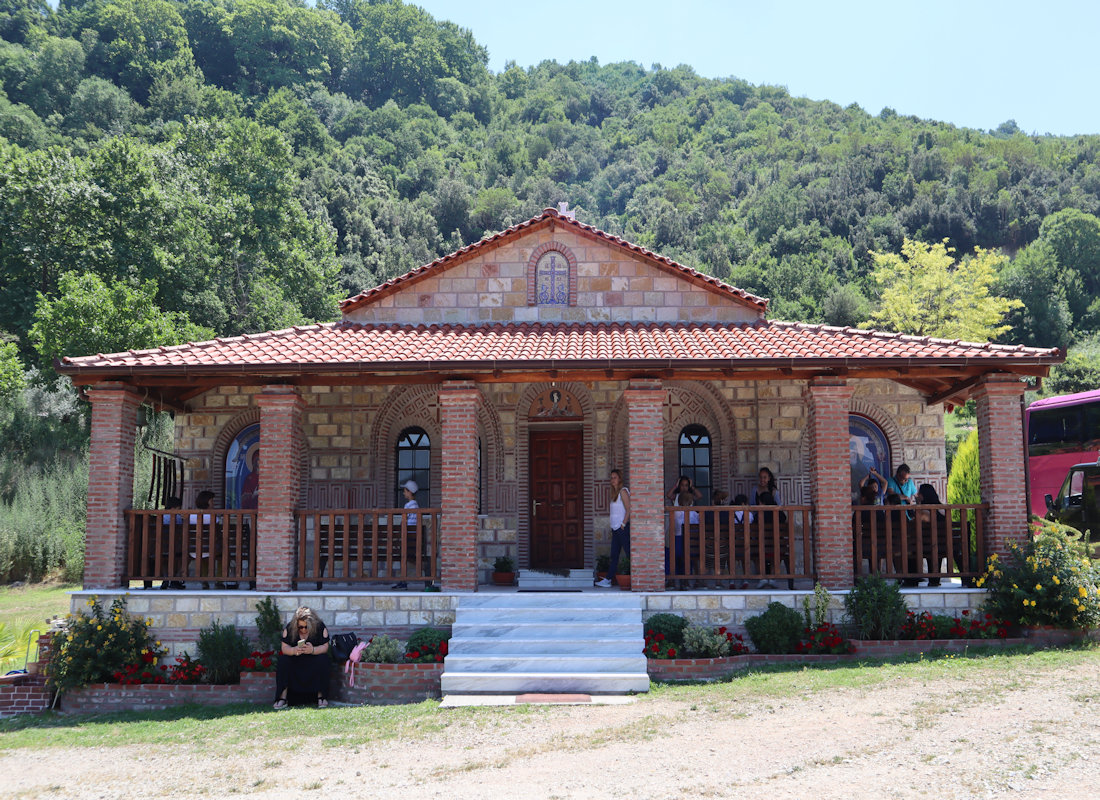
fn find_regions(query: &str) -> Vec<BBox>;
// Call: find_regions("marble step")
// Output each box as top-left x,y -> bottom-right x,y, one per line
516,569 -> 595,590
460,592 -> 643,609
449,637 -> 644,656
455,609 -> 641,625
444,654 -> 647,674
440,671 -> 651,695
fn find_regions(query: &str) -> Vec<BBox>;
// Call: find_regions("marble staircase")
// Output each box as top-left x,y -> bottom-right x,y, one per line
440,593 -> 650,695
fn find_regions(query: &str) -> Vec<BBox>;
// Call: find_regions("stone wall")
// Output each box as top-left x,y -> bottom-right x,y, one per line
641,588 -> 986,630
342,228 -> 763,327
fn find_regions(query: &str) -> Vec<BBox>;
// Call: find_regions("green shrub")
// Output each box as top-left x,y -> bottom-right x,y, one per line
49,595 -> 159,694
254,597 -> 283,652
493,555 -> 514,572
405,627 -> 450,663
0,455 -> 88,582
844,574 -> 908,640
979,519 -> 1100,629
681,624 -> 748,657
196,620 -> 251,684
363,634 -> 404,663
744,602 -> 803,654
643,613 -> 689,646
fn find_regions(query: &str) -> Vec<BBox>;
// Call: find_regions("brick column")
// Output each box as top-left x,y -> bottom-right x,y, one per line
626,379 -> 665,592
439,381 -> 480,592
974,375 -> 1029,559
804,378 -> 853,589
255,386 -> 305,592
84,383 -> 142,589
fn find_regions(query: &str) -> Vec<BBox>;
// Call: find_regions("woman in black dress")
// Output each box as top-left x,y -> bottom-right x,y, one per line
273,606 -> 330,709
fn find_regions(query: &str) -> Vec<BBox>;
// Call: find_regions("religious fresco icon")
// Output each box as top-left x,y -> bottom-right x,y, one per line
849,414 -> 890,501
535,251 -> 569,304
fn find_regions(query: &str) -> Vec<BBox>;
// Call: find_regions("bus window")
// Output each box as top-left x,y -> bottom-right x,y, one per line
1028,407 -> 1082,450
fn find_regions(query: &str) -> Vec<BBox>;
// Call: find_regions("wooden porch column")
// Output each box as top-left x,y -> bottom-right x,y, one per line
255,385 -> 305,592
84,383 -> 141,589
439,380 -> 480,591
974,375 -> 1029,560
804,378 -> 853,589
626,378 -> 665,592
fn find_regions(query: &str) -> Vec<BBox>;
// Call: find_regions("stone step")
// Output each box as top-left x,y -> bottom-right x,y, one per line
449,636 -> 642,656
440,671 -> 651,695
459,592 -> 643,610
516,569 -> 594,590
444,654 -> 647,674
452,621 -> 640,641
455,609 -> 641,625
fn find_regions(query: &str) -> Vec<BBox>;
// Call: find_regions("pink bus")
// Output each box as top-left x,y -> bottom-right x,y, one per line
1026,389 -> 1100,517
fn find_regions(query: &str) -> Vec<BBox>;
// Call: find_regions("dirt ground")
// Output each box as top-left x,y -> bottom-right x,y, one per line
3,657 -> 1099,800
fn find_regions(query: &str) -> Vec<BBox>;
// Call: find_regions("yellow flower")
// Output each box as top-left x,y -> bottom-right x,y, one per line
1080,587 -> 1089,598
1013,584 -> 1018,590
1035,583 -> 1043,591
1053,575 -> 1060,585
96,625 -> 102,631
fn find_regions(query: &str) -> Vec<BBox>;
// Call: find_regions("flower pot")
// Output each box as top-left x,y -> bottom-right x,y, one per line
615,574 -> 631,590
492,571 -> 515,586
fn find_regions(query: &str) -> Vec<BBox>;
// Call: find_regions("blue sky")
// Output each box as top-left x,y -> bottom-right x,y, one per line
413,0 -> 1099,136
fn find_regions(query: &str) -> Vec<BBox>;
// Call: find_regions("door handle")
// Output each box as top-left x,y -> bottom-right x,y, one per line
532,499 -> 541,516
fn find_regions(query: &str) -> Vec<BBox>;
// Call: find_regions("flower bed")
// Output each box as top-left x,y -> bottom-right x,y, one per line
647,636 -> 1029,681
60,671 -> 276,715
336,661 -> 444,706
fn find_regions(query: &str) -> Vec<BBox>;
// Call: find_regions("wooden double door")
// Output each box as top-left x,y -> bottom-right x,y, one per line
529,430 -> 583,568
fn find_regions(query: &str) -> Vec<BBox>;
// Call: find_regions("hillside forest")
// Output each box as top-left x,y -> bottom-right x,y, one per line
1,0 -> 1099,582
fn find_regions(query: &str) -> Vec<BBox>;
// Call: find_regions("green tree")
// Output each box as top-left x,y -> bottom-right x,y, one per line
947,428 -> 980,505
1036,208 -> 1100,325
1046,335 -> 1100,395
864,238 -> 1022,341
29,271 -> 213,369
997,241 -> 1072,349
0,339 -> 25,399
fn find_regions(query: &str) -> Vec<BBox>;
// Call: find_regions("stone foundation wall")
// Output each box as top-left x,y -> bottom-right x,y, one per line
642,588 -> 986,630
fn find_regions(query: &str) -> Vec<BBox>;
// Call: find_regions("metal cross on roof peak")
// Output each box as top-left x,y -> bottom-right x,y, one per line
556,201 -> 576,221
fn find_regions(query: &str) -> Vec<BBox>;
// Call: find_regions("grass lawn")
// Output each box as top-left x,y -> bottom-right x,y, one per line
0,643 -> 1095,750
0,582 -> 76,631
0,581 -> 76,671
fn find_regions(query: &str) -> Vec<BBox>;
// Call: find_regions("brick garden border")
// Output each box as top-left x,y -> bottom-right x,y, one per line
646,637 -> 1029,681
333,662 -> 444,706
60,671 -> 276,714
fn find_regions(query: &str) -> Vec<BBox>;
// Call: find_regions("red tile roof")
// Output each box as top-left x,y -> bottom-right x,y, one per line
339,207 -> 768,313
58,321 -> 1061,375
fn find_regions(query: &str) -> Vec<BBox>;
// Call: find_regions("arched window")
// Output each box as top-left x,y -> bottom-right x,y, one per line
225,423 -> 260,509
678,424 -> 712,505
477,436 -> 483,515
849,414 -> 891,501
396,427 -> 430,507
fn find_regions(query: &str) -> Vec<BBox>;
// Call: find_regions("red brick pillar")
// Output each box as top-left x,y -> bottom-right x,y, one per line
626,379 -> 665,592
84,383 -> 142,589
439,381 -> 480,592
974,375 -> 1029,559
255,386 -> 305,592
805,378 -> 853,589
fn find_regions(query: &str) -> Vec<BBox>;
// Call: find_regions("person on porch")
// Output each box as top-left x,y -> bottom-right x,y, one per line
596,469 -> 630,589
392,480 -> 420,590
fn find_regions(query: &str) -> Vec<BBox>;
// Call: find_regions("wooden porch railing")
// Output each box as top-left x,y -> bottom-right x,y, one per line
664,505 -> 814,588
852,503 -> 987,584
125,509 -> 257,586
293,508 -> 441,587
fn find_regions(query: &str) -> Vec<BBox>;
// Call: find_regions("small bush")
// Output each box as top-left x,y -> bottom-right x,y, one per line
744,602 -> 803,654
49,595 -> 159,694
363,634 -> 404,663
405,627 -> 450,663
197,620 -> 252,684
681,624 -> 749,657
979,519 -> 1100,629
254,597 -> 283,652
844,574 -> 908,640
644,613 -> 689,646
493,555 -> 514,572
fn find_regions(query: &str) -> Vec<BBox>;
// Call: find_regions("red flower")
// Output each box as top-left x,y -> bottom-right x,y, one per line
667,648 -> 676,658
261,658 -> 272,668
655,633 -> 665,642
439,641 -> 448,655
408,650 -> 420,659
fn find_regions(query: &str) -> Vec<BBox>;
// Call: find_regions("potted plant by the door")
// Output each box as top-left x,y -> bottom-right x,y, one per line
615,555 -> 631,589
595,553 -> 610,582
492,556 -> 516,586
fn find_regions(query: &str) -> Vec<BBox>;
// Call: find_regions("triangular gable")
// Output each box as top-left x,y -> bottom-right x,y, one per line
340,207 -> 767,326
